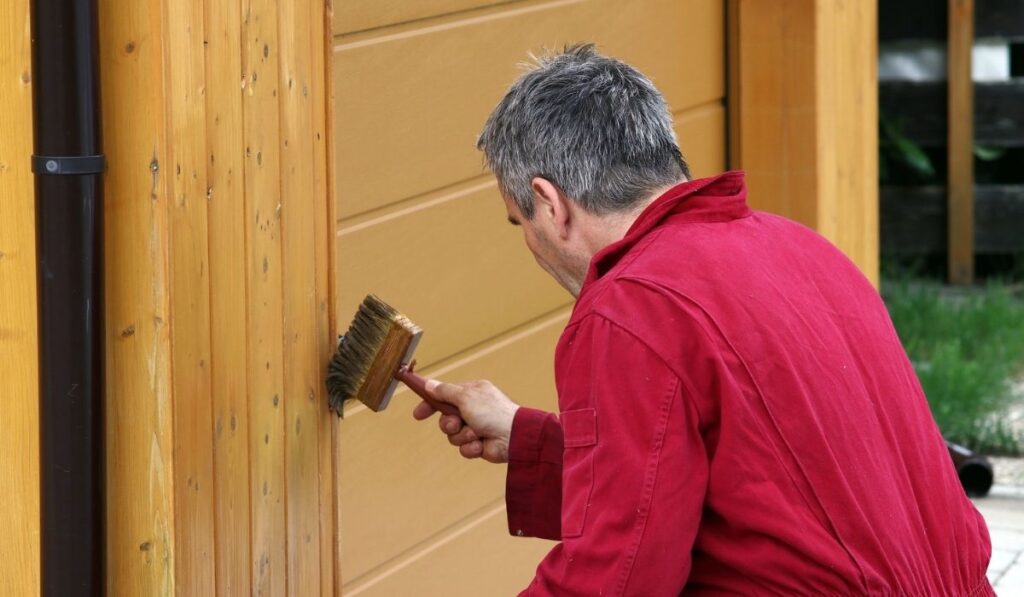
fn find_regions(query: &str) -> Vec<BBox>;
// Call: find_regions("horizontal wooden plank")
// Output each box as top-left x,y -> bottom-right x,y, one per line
675,101 -> 726,178
337,180 -> 569,367
334,0 -> 512,36
881,81 -> 1024,147
881,185 -> 1024,254
346,502 -> 553,596
339,310 -> 566,584
334,0 -> 724,219
880,0 -> 1024,41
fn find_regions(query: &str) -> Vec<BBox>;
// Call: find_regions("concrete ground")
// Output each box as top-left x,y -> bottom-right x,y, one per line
974,483 -> 1024,594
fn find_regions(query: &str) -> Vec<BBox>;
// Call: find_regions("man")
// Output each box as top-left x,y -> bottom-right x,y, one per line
412,44 -> 993,595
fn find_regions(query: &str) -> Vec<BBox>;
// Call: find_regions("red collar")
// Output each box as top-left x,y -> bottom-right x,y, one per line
581,170 -> 751,289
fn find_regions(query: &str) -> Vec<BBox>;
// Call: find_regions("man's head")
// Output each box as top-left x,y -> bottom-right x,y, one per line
477,44 -> 689,296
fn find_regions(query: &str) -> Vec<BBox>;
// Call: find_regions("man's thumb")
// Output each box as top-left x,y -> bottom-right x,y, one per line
424,379 -> 464,406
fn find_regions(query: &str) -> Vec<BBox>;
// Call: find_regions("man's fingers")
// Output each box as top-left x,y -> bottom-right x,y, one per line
459,440 -> 483,459
412,400 -> 437,421
438,414 -> 462,435
424,378 -> 465,407
447,426 -> 479,447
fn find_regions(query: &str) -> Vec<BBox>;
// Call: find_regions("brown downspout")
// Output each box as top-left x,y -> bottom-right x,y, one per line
29,0 -> 106,594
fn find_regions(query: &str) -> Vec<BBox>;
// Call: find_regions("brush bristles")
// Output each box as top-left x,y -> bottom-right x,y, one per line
327,295 -> 422,415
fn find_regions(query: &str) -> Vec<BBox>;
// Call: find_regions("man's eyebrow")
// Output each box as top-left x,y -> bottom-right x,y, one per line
507,216 -> 520,226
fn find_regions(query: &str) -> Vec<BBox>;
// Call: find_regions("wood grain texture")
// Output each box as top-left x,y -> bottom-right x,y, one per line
339,310 -> 568,586
279,0 -> 323,593
99,0 -> 177,591
336,180 -> 567,368
313,1 -> 339,596
0,1 -> 40,593
205,0 -> 254,591
814,0 -> 879,288
948,0 -> 974,284
333,0 -> 723,219
165,0 -> 217,591
345,502 -> 553,596
242,0 -> 288,592
731,0 -> 878,286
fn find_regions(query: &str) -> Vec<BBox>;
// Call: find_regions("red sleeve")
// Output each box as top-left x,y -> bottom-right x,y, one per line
505,406 -> 563,540
521,314 -> 709,596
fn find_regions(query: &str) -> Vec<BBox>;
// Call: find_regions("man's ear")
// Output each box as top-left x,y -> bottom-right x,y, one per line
530,177 -> 571,239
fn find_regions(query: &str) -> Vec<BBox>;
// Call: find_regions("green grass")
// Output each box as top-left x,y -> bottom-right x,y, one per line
882,279 -> 1024,455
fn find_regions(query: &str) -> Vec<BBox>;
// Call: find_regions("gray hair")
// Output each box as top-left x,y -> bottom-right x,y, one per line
477,44 -> 690,219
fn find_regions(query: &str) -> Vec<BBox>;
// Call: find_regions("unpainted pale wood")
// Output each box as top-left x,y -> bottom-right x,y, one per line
333,0 -> 724,219
204,0 -> 254,591
279,0 -> 323,593
311,1 -> 340,595
165,0 -> 217,591
0,1 -> 41,592
242,0 -> 288,592
98,0 -> 177,591
732,0 -> 878,286
344,503 -> 553,596
336,181 -> 566,369
814,0 -> 879,288
334,0 -> 510,35
948,0 -> 975,284
339,311 -> 568,584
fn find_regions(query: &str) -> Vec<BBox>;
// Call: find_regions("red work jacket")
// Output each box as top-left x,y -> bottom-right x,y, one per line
505,172 -> 993,595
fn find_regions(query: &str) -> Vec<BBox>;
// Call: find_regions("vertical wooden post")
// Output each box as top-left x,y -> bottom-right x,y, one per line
729,0 -> 879,287
948,0 -> 975,284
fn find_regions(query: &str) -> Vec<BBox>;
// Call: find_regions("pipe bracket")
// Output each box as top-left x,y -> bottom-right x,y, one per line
32,154 -> 106,175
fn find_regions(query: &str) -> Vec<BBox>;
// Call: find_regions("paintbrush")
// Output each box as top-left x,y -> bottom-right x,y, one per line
326,294 -> 459,418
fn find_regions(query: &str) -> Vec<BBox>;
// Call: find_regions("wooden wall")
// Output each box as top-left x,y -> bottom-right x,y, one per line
729,0 -> 879,284
331,1 -> 725,594
0,1 -> 41,594
98,0 -> 336,594
0,1 -> 883,594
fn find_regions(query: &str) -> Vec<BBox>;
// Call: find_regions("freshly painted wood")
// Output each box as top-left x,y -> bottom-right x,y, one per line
345,503 -> 553,596
330,1 -> 725,589
336,180 -> 567,368
98,0 -> 178,592
242,0 -> 288,592
340,310 -> 568,585
731,0 -> 878,286
948,0 -> 974,284
0,1 -> 40,593
279,0 -> 323,593
165,0 -> 217,592
205,0 -> 254,591
334,0 -> 510,35
675,102 -> 727,177
333,0 -> 724,219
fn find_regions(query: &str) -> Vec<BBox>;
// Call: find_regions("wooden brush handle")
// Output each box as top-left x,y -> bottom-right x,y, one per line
395,367 -> 462,418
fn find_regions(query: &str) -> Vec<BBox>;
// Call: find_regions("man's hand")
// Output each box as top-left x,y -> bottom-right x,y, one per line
412,379 -> 520,464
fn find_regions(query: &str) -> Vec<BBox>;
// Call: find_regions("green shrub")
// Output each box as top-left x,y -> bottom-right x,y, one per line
882,279 -> 1024,454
